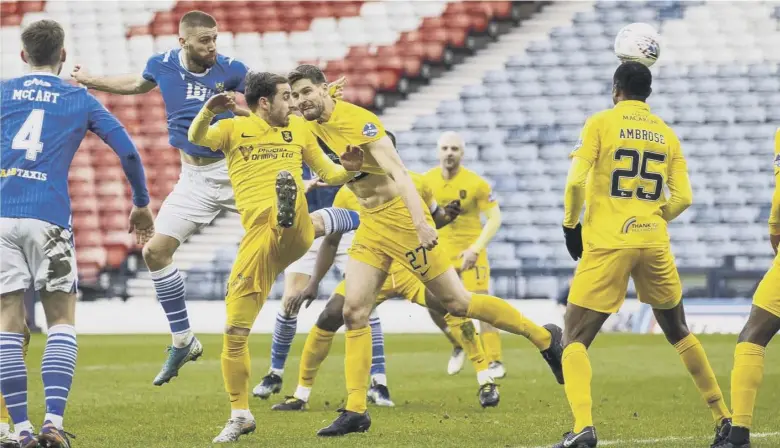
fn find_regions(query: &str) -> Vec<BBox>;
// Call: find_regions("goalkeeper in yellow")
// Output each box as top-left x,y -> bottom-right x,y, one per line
424,131 -> 506,378
554,62 -> 730,448
187,71 -> 362,444
713,128 -> 780,448
289,64 -> 564,437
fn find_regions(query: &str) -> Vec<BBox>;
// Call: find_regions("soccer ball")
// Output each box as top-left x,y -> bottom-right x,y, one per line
614,23 -> 661,67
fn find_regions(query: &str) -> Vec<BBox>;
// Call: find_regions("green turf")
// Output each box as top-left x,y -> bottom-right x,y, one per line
15,333 -> 780,447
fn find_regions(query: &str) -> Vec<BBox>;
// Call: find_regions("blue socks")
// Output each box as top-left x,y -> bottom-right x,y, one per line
313,207 -> 361,235
0,332 -> 30,431
270,313 -> 297,375
42,325 -> 77,429
151,265 -> 193,348
369,310 -> 387,386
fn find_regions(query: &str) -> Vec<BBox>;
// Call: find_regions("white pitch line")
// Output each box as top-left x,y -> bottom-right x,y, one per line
520,431 -> 780,448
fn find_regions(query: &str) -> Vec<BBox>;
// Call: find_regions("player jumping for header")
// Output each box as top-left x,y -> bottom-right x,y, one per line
554,62 -> 731,448
71,11 -> 359,386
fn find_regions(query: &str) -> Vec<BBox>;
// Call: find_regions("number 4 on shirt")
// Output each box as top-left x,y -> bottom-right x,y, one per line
12,109 -> 45,161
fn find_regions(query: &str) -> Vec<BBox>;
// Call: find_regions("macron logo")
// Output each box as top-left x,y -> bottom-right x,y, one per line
362,123 -> 378,138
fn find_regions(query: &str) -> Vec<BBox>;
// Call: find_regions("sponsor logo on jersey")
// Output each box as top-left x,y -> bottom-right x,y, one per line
621,217 -> 658,234
0,167 -> 47,181
185,82 -> 212,101
459,189 -> 467,199
362,122 -> 378,138
23,78 -> 52,88
238,145 -> 254,161
282,131 -> 293,142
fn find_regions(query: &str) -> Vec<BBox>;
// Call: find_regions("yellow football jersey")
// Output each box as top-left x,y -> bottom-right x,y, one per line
332,172 -> 436,213
770,127 -> 780,235
302,100 -> 388,175
571,100 -> 688,249
424,166 -> 497,252
190,112 -> 353,230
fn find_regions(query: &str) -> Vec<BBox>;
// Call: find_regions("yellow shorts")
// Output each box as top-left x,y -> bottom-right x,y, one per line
753,253 -> 780,318
450,249 -> 490,292
348,196 -> 451,283
568,246 -> 682,314
226,192 -> 314,328
334,262 -> 427,306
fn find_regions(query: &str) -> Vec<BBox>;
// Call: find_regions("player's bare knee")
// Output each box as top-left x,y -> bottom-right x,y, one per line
142,240 -> 174,270
342,302 -> 371,329
310,213 -> 325,238
444,298 -> 469,318
0,293 -> 27,333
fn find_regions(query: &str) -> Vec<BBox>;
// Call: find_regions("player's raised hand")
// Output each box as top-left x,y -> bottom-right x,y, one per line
328,76 -> 347,99
459,248 -> 479,271
70,64 -> 91,84
770,233 -> 780,255
205,92 -> 236,115
416,221 -> 438,250
341,145 -> 364,172
443,200 -> 461,222
129,206 -> 155,245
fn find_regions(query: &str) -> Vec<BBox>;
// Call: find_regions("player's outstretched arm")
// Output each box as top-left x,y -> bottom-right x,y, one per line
462,206 -> 502,270
659,146 -> 693,222
72,65 -> 156,95
188,93 -> 234,151
368,136 -> 438,249
302,138 -> 362,185
86,96 -> 154,243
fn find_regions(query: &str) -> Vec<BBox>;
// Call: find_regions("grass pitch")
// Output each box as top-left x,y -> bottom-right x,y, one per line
18,333 -> 780,447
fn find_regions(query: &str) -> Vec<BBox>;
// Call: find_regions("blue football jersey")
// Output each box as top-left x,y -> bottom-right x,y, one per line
1,73 -> 139,229
143,48 -> 249,158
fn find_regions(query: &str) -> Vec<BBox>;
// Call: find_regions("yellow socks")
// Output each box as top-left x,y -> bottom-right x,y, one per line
731,342 -> 766,429
298,326 -> 336,388
562,343 -> 593,432
345,327 -> 371,414
481,330 -> 502,363
444,314 -> 488,373
466,293 -> 551,351
221,334 -> 251,410
674,334 -> 730,423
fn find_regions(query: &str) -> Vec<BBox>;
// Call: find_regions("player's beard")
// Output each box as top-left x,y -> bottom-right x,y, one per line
298,101 -> 322,121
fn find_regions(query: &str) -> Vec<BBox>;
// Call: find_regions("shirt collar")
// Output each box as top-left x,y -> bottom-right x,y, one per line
178,49 -> 211,77
615,100 -> 650,111
24,72 -> 61,78
247,113 -> 272,133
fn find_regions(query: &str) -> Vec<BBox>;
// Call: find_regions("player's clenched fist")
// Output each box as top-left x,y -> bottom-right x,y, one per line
70,64 -> 90,83
129,206 -> 155,245
443,199 -> 461,222
416,221 -> 438,250
341,145 -> 364,172
205,92 -> 237,114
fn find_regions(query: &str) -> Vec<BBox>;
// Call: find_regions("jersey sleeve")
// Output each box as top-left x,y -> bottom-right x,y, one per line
227,57 -> 249,93
769,128 -> 780,234
570,114 -> 601,163
188,108 -> 233,152
660,133 -> 693,222
86,93 -> 124,138
476,177 -> 498,212
141,54 -> 160,85
344,104 -> 387,146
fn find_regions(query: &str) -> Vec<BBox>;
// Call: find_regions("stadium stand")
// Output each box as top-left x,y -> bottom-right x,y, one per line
2,1 -> 778,301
